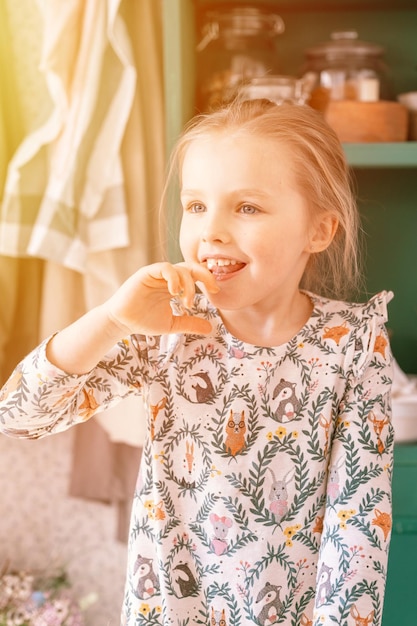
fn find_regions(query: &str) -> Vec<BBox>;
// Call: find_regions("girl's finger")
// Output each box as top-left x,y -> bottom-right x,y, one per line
171,313 -> 212,335
176,262 -> 220,296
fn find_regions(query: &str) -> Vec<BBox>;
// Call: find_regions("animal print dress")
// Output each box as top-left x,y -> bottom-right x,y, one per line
0,291 -> 394,626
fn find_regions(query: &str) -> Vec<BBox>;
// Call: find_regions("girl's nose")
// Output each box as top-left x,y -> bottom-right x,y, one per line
201,212 -> 231,243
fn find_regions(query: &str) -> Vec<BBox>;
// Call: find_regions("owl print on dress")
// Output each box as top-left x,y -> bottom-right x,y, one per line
272,379 -> 301,422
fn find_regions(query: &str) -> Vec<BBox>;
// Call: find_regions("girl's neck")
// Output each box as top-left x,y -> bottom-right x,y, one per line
217,291 -> 313,348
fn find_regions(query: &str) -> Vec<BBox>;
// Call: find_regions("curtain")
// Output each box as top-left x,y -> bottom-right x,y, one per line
1,0 -> 165,443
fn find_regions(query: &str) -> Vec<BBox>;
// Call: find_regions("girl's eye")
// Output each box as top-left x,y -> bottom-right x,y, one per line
188,203 -> 206,213
239,204 -> 258,215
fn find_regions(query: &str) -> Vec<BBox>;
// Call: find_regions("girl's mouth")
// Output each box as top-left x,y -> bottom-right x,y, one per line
205,258 -> 246,277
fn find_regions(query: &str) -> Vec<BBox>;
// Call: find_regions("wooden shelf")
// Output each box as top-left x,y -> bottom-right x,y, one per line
193,0 -> 417,10
344,142 -> 417,167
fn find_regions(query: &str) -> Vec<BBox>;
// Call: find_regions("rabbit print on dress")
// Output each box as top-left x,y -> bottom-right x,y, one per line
267,467 -> 295,522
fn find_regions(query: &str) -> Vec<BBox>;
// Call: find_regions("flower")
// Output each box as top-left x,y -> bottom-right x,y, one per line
275,426 -> 287,439
337,509 -> 356,529
0,563 -> 90,626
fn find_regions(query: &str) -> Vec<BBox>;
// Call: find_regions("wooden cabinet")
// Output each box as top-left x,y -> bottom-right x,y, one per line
161,2 -> 417,623
162,1 -> 417,374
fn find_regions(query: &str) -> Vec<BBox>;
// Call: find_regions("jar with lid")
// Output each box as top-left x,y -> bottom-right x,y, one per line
303,31 -> 389,107
237,75 -> 313,106
195,4 -> 285,111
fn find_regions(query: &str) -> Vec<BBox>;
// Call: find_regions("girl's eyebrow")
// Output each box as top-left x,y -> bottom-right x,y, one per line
180,189 -> 201,197
181,188 -> 269,198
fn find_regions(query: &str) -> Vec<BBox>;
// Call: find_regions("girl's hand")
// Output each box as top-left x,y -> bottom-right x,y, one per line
105,262 -> 219,337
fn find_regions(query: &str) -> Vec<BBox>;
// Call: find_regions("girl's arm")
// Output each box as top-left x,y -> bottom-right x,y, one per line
314,324 -> 393,626
0,261 -> 218,438
46,261 -> 218,374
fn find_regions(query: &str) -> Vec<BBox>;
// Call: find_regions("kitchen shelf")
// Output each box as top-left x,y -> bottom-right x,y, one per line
344,142 -> 417,167
193,0 -> 417,9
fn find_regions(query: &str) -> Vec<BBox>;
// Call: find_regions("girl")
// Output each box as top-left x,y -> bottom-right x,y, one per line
0,100 -> 393,626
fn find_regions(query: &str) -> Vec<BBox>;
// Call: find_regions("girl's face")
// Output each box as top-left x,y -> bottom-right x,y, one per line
179,131 -> 326,316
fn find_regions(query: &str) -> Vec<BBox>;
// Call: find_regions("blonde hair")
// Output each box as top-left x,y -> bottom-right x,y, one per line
163,99 -> 362,300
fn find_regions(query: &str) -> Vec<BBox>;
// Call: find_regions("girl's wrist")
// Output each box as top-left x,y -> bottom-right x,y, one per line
101,304 -> 133,342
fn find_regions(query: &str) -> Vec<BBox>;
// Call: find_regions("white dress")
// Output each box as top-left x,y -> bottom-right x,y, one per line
0,291 -> 394,626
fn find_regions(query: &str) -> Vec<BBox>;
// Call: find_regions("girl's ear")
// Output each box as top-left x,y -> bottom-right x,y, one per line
307,213 -> 338,253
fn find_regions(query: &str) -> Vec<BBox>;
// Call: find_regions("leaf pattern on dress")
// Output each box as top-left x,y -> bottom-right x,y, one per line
0,291 -> 394,626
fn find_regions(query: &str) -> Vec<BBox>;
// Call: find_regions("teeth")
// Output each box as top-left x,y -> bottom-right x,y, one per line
206,258 -> 237,269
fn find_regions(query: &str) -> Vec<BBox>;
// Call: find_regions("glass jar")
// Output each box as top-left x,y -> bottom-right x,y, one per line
238,75 -> 312,105
196,5 -> 285,111
303,31 -> 389,106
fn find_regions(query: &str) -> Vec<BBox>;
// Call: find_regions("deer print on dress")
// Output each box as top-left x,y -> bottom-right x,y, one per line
272,379 -> 301,422
209,513 -> 233,555
255,582 -> 283,625
191,371 -> 215,403
149,397 -> 167,440
180,440 -> 196,489
225,410 -> 246,456
368,410 -> 390,454
350,604 -> 374,626
316,562 -> 333,607
79,388 -> 99,420
319,413 -> 332,457
172,562 -> 198,598
267,467 -> 294,522
133,554 -> 160,599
